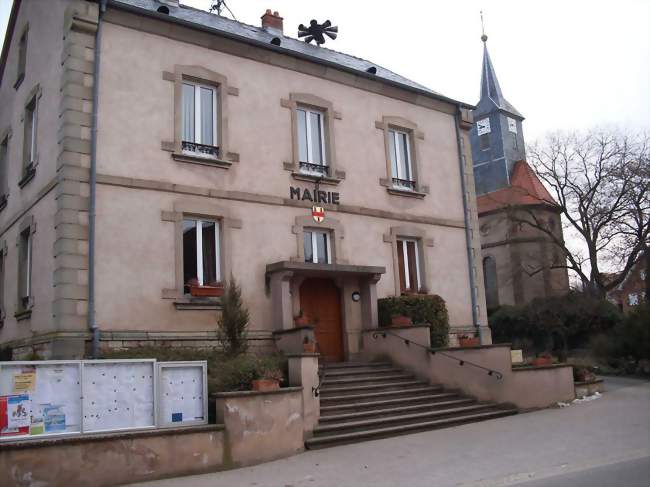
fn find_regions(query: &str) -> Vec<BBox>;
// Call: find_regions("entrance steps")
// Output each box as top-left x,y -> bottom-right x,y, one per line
305,361 -> 518,449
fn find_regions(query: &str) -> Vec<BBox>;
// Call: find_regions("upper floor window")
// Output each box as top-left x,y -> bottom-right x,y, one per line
483,256 -> 499,309
297,107 -> 327,176
640,270 -> 646,281
628,293 -> 638,306
397,238 -> 421,293
182,218 -> 221,293
15,27 -> 28,89
18,227 -> 32,311
182,82 -> 218,159
0,135 -> 8,206
479,133 -> 490,151
389,129 -> 415,191
304,229 -> 331,264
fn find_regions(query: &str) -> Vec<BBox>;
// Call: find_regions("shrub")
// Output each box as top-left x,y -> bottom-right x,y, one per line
488,292 -> 622,357
217,277 -> 250,356
378,294 -> 449,347
605,304 -> 650,362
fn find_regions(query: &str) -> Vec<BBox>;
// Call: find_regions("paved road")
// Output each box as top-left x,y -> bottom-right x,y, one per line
131,376 -> 650,487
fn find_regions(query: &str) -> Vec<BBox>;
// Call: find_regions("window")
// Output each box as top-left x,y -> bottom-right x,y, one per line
483,256 -> 499,309
182,219 -> 221,293
297,107 -> 328,176
182,82 -> 218,158
640,270 -> 646,281
15,27 -> 27,89
628,293 -> 638,306
0,135 -> 8,204
388,129 -> 415,191
24,95 -> 37,169
512,133 -> 518,150
304,229 -> 331,264
18,228 -> 32,310
479,133 -> 490,151
397,238 -> 421,293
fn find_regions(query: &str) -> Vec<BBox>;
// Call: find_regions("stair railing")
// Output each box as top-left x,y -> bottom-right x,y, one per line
312,340 -> 324,397
371,329 -> 503,380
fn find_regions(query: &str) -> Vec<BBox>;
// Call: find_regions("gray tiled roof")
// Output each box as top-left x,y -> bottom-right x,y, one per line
110,0 -> 463,105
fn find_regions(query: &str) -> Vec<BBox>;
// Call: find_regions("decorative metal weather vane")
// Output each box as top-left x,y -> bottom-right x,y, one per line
480,10 -> 488,42
298,20 -> 338,45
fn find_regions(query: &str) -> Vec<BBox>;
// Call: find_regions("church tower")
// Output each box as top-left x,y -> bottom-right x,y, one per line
470,31 -> 526,195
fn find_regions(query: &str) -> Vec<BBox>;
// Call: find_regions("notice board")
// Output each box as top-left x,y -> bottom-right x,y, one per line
158,361 -> 207,427
0,362 -> 82,438
82,360 -> 155,432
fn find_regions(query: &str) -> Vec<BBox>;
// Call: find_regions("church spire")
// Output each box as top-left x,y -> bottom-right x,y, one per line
477,13 -> 522,118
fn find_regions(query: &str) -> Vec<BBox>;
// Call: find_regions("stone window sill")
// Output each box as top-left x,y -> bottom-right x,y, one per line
284,162 -> 345,186
14,308 -> 32,321
18,165 -> 36,189
172,152 -> 232,169
174,297 -> 222,311
386,187 -> 427,199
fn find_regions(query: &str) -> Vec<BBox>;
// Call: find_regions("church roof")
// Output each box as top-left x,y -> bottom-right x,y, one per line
476,160 -> 558,214
478,42 -> 523,118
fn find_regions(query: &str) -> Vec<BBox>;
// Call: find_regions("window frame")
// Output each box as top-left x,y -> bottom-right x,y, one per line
479,133 -> 490,151
397,238 -> 421,293
14,24 -> 28,90
281,93 -> 344,185
0,240 -> 6,325
0,129 -> 10,209
15,215 -> 36,318
163,65 -> 238,169
303,228 -> 332,264
181,81 -> 219,157
388,128 -> 414,190
376,116 -> 427,198
297,106 -> 328,174
18,85 -> 41,188
182,217 -> 222,289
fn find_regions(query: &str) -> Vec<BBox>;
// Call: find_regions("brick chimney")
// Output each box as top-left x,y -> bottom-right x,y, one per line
261,9 -> 283,34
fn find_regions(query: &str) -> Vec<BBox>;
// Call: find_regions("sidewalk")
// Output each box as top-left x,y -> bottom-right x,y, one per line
129,376 -> 650,487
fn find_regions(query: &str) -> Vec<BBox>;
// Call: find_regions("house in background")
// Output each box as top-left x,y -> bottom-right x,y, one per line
607,254 -> 648,313
469,33 -> 570,309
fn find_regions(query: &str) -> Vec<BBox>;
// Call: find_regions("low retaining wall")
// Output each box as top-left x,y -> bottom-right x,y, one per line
361,328 -> 575,410
0,425 -> 226,487
214,386 -> 304,467
575,378 -> 605,398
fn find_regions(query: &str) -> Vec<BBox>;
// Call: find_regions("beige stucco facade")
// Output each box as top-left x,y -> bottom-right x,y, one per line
0,0 -> 489,359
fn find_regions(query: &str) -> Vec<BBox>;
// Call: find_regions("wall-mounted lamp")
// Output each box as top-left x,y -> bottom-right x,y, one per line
351,291 -> 361,302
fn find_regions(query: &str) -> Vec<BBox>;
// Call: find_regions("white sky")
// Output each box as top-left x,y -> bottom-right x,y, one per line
1,0 -> 649,141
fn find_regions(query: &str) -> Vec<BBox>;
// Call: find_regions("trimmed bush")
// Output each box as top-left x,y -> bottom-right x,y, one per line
378,294 -> 449,347
217,277 -> 250,356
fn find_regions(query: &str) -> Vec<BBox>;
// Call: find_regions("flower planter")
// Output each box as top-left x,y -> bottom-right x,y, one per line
251,379 -> 280,392
531,356 -> 553,366
458,337 -> 480,347
391,315 -> 412,327
303,343 -> 317,353
294,316 -> 311,326
190,285 -> 224,297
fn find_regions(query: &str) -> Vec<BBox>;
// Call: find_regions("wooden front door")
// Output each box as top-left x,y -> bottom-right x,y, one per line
299,278 -> 344,362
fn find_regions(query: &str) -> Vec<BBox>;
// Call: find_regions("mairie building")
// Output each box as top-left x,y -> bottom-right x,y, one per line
0,0 -> 491,359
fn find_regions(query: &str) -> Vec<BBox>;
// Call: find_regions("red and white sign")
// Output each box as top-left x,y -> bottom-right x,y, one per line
312,206 -> 325,223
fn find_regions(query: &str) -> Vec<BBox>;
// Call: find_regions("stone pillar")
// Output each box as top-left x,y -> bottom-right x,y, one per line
52,2 -> 99,357
287,354 -> 320,435
360,274 -> 381,329
269,271 -> 293,331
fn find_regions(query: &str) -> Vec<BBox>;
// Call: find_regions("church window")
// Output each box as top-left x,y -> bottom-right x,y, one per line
480,134 -> 490,151
483,256 -> 499,309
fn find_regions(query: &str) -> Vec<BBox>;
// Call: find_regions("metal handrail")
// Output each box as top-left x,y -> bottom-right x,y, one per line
371,329 -> 503,380
312,341 -> 324,397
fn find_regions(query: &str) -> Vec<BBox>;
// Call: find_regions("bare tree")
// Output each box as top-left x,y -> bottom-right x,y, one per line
515,129 -> 649,298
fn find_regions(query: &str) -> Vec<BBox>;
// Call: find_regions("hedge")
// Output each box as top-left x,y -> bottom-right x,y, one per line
378,294 -> 449,347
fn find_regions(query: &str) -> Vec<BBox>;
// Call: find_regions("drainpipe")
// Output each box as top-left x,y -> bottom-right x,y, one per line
454,109 -> 480,333
89,0 -> 107,358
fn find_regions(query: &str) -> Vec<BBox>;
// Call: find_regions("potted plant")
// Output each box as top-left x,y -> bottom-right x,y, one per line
458,333 -> 480,347
531,352 -> 553,366
303,336 -> 317,353
251,367 -> 283,392
573,366 -> 596,382
189,278 -> 224,297
294,309 -> 310,326
391,315 -> 412,327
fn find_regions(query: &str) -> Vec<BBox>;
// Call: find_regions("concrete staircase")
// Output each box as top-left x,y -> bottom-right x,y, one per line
305,361 -> 518,449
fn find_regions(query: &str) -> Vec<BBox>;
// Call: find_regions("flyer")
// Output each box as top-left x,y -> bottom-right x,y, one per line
13,368 -> 36,393
43,404 -> 66,433
7,394 -> 31,429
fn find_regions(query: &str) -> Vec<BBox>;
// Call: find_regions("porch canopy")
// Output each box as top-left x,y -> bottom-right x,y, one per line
265,261 -> 386,331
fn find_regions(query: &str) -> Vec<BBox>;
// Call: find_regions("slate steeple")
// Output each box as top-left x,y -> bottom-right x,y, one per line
470,19 -> 526,195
